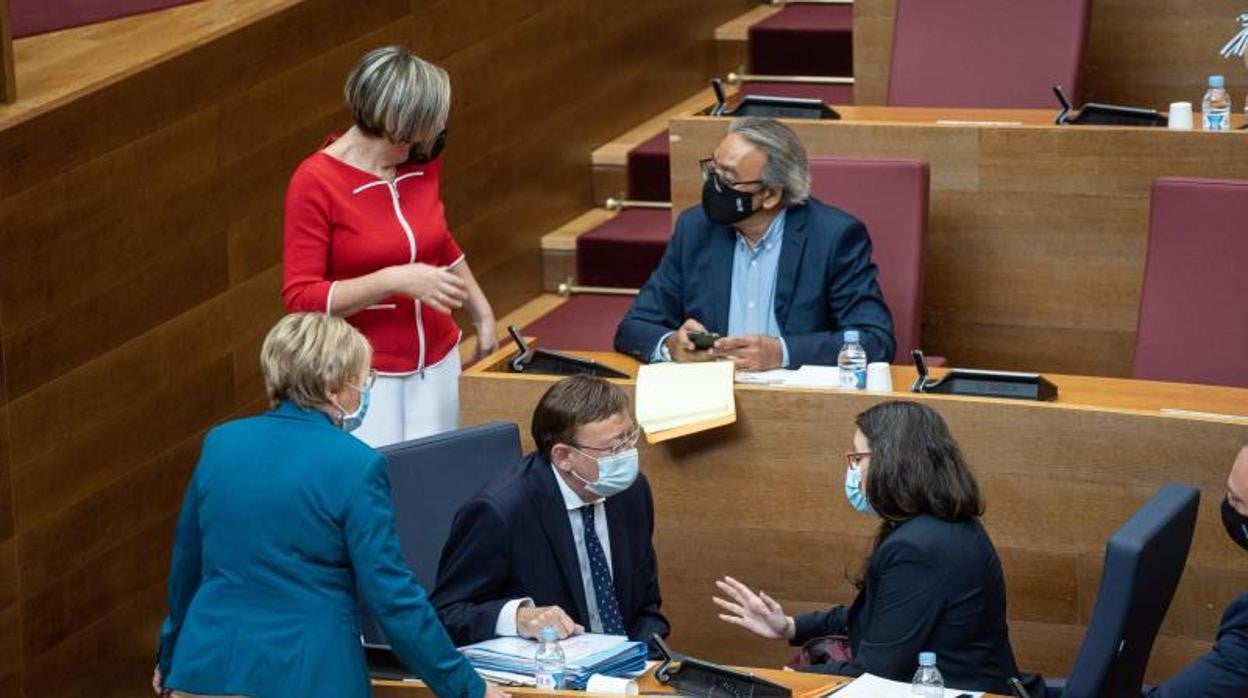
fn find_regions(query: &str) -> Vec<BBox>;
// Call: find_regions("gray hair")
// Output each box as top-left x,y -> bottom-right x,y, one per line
344,45 -> 450,146
728,117 -> 811,206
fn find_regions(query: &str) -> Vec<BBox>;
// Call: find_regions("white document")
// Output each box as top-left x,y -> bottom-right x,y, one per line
734,364 -> 845,389
832,673 -> 983,698
635,361 -> 736,433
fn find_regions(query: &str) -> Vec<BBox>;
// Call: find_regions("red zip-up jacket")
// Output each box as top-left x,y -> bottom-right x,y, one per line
282,147 -> 463,373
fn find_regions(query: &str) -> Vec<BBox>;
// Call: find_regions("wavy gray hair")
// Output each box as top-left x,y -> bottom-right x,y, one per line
344,45 -> 450,147
728,117 -> 811,207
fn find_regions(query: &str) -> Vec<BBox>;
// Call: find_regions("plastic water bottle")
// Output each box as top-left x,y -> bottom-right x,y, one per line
911,652 -> 944,698
534,626 -> 565,690
1202,75 -> 1232,131
838,330 -> 867,390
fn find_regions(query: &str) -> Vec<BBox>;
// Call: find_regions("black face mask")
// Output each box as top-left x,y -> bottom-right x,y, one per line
701,172 -> 757,225
1223,498 -> 1248,551
406,128 -> 447,165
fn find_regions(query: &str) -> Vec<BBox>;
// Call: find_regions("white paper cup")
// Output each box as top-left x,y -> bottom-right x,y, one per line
585,675 -> 639,695
1168,102 -> 1194,130
866,362 -> 893,392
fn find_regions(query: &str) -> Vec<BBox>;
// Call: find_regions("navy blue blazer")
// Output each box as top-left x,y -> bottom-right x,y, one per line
614,199 -> 896,367
792,515 -> 1026,694
1147,591 -> 1248,697
431,453 -> 670,651
157,402 -> 482,698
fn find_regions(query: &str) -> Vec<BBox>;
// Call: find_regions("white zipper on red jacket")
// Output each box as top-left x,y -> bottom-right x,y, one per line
355,172 -> 427,376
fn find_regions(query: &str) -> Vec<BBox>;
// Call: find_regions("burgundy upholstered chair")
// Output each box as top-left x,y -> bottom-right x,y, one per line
809,157 -> 931,359
887,0 -> 1091,108
1132,178 -> 1248,388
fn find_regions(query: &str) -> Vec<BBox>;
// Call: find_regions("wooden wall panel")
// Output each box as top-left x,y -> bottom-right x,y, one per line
853,0 -> 1248,110
0,0 -> 13,104
668,115 -> 1248,375
0,1 -> 753,695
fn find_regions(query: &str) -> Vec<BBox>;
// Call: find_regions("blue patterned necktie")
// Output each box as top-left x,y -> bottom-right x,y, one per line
580,505 -> 626,635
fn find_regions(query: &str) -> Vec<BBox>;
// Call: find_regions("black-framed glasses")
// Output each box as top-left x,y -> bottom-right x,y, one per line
699,158 -> 764,193
572,427 -> 641,456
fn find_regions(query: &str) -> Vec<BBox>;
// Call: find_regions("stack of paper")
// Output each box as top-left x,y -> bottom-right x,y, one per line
635,361 -> 736,443
833,673 -> 983,697
734,365 -> 844,389
460,633 -> 648,690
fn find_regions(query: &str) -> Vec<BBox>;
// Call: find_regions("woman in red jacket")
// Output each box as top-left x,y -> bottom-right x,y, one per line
283,45 -> 497,447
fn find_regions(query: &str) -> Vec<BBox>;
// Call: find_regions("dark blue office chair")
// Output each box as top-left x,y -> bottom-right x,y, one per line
360,422 -> 523,649
1046,483 -> 1201,698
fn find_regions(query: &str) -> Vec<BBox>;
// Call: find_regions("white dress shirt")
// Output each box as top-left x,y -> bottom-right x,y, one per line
494,466 -> 615,636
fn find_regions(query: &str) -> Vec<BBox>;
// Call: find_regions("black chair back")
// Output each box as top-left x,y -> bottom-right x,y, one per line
361,421 -> 522,646
1062,483 -> 1200,697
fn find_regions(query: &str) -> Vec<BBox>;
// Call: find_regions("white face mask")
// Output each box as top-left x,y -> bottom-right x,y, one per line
570,447 -> 640,498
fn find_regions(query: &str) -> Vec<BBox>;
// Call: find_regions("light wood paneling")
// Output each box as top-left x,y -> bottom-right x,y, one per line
0,1 -> 752,695
461,353 -> 1248,680
669,113 -> 1248,376
853,0 -> 1248,110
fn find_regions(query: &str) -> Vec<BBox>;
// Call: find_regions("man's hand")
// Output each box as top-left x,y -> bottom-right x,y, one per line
665,318 -> 716,363
714,335 -> 783,372
516,605 -> 584,640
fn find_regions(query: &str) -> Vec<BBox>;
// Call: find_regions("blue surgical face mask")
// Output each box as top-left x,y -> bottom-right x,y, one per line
845,466 -> 874,514
572,447 -> 640,498
337,388 -> 370,433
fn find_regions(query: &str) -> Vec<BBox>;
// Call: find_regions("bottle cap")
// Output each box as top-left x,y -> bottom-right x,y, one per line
1210,75 -> 1225,88
919,651 -> 937,666
539,626 -> 558,642
844,330 -> 860,343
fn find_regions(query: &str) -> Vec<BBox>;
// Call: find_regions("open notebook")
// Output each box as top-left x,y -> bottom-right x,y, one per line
635,361 -> 736,443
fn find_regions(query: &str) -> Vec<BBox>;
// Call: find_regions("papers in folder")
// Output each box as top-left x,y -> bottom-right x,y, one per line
635,361 -> 736,443
459,633 -> 648,690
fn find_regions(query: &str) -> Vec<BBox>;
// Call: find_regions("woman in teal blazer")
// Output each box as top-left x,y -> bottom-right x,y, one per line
155,313 -> 495,698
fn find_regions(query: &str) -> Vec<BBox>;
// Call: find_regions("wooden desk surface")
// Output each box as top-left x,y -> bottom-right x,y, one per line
373,665 -> 1010,698
461,349 -> 1248,682
667,114 -> 1248,379
467,345 -> 1248,421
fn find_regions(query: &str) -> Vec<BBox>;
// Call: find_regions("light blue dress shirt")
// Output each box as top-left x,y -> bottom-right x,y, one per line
653,210 -> 790,367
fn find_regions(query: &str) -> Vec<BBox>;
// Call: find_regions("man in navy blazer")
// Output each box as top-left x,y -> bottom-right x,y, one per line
432,376 -> 669,651
615,117 -> 895,370
1147,444 -> 1248,697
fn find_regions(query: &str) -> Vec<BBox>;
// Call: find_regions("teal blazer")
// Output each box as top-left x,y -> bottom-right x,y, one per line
157,401 -> 483,698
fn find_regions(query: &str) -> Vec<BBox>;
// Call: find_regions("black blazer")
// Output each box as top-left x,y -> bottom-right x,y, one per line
1148,591 -> 1248,697
793,515 -> 1023,693
431,453 -> 670,651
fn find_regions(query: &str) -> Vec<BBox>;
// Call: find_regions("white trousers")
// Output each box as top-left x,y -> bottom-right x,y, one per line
353,349 -> 462,447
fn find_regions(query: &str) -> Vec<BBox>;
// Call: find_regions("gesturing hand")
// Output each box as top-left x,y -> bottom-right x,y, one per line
516,605 -> 585,640
712,576 -> 794,641
389,263 -> 468,314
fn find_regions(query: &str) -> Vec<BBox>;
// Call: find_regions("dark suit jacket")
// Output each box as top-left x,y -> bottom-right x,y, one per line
1147,591 -> 1248,697
792,515 -> 1024,694
614,199 -> 895,367
432,453 -> 670,651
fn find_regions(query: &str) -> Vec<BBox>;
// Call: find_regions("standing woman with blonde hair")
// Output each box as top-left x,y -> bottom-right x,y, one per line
154,313 -> 508,698
283,45 -> 497,447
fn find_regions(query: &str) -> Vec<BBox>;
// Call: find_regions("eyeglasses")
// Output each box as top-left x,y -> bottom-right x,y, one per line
699,158 -> 764,193
845,450 -> 871,469
572,427 -> 641,456
348,369 -> 377,393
